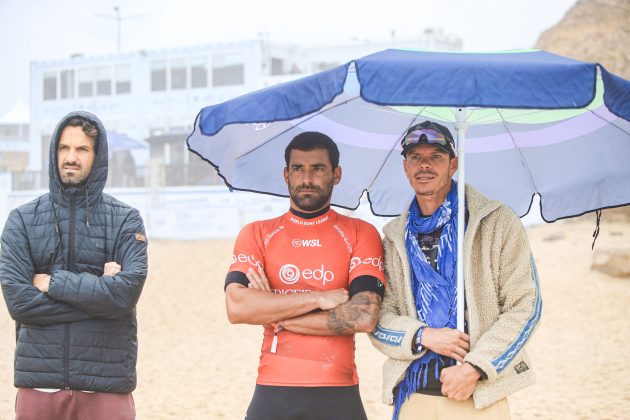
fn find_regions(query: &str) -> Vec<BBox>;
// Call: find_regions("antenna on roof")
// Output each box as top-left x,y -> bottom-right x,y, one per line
96,6 -> 146,53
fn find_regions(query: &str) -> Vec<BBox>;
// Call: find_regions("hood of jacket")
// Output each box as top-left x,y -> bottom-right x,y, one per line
48,111 -> 108,206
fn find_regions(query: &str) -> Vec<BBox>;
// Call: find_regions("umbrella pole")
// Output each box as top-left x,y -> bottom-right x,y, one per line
453,108 -> 469,333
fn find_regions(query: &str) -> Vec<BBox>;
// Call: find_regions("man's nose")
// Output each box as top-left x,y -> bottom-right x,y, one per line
301,169 -> 316,182
65,149 -> 78,163
417,156 -> 432,167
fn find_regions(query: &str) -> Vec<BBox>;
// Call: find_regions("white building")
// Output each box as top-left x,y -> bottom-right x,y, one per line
26,32 -> 462,188
29,40 -> 274,188
0,99 -> 30,173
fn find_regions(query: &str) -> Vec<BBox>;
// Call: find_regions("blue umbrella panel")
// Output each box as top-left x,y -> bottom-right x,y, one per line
187,49 -> 630,221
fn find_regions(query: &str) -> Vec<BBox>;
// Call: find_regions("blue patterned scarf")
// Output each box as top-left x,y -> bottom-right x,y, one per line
393,180 -> 459,420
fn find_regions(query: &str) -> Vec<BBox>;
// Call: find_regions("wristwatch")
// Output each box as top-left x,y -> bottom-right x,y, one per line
415,326 -> 425,353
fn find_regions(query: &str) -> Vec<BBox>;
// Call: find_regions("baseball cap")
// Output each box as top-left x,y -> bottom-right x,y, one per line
400,120 -> 456,157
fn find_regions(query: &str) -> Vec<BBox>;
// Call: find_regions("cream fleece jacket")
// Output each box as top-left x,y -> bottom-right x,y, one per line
369,185 -> 541,409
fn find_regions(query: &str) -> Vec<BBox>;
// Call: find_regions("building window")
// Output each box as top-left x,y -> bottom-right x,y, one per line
43,72 -> 57,100
191,57 -> 207,88
212,54 -> 245,87
151,60 -> 167,91
96,67 -> 112,96
60,70 -> 74,99
170,59 -> 187,90
213,64 -> 244,86
164,143 -> 171,165
271,58 -> 284,76
116,64 -> 131,94
78,68 -> 94,97
96,66 -> 112,96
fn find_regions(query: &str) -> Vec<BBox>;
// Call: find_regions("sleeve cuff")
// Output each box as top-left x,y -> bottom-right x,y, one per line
467,362 -> 488,380
47,270 -> 63,299
464,353 -> 497,383
224,271 -> 249,291
349,275 -> 385,298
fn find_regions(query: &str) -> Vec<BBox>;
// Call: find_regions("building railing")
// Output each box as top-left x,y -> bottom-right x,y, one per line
11,171 -> 48,191
10,163 -> 223,191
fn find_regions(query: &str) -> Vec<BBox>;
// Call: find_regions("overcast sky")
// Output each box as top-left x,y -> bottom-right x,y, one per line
0,0 -> 577,117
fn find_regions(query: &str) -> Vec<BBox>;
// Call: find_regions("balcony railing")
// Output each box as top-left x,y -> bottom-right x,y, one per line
10,163 -> 223,191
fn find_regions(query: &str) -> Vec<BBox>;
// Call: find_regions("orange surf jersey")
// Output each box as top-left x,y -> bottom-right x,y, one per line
229,209 -> 385,386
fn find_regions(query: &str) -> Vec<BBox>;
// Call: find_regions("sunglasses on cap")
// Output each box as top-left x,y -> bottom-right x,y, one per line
401,124 -> 456,157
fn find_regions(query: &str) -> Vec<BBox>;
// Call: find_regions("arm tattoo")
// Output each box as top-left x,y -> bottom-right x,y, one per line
326,292 -> 382,335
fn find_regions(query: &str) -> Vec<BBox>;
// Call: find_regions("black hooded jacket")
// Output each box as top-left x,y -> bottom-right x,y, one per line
0,111 -> 148,393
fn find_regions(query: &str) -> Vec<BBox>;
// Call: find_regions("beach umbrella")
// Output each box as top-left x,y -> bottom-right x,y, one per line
187,49 -> 630,329
107,131 -> 148,151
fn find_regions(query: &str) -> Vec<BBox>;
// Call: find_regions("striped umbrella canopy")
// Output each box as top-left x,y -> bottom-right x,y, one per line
187,49 -> 630,222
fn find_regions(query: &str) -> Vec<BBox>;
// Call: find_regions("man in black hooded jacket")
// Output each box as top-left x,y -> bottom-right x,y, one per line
0,111 -> 147,419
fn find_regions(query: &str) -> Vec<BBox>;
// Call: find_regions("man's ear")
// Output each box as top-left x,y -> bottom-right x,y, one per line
449,157 -> 459,177
283,167 -> 289,185
333,166 -> 342,185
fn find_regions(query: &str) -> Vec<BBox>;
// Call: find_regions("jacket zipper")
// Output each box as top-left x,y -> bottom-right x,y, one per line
64,194 -> 76,390
69,194 -> 76,270
64,324 -> 70,390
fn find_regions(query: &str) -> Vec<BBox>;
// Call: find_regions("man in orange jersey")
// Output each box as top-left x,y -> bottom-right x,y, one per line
225,132 -> 385,420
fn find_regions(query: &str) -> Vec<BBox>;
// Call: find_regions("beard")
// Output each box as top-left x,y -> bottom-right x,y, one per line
288,181 -> 333,212
59,164 -> 90,187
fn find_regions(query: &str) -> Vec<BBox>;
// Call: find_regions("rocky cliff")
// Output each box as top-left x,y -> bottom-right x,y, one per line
535,0 -> 630,78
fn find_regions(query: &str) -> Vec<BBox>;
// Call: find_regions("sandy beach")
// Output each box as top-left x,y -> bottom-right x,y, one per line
1,216 -> 629,419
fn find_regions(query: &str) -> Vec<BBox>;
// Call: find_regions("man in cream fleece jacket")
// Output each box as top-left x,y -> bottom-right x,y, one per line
369,120 -> 541,420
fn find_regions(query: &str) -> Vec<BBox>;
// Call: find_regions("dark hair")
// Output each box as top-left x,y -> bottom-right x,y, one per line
64,117 -> 99,140
284,132 -> 340,168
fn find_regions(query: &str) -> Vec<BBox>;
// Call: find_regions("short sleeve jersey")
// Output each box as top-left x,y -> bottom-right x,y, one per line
228,209 -> 385,386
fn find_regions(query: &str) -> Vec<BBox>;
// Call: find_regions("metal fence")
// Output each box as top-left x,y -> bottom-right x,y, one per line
11,170 -> 48,191
10,163 -> 223,191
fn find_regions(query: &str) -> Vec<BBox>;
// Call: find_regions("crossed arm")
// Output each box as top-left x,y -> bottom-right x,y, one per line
280,291 -> 381,335
33,262 -> 122,292
1,208 -> 147,323
225,266 -> 382,335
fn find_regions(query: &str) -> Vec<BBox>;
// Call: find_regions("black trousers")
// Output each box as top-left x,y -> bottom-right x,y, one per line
245,384 -> 368,420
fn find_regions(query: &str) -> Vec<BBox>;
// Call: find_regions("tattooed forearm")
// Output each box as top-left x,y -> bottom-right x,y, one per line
326,292 -> 382,335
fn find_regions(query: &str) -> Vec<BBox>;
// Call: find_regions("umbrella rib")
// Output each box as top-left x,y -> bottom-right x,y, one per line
468,108 -> 548,125
496,109 -> 539,194
234,95 -> 364,160
468,112 -> 497,124
588,107 -> 630,137
364,106 -> 428,199
494,106 -> 629,214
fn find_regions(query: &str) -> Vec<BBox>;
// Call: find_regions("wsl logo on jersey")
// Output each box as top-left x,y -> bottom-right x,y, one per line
291,238 -> 323,248
279,263 -> 334,285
